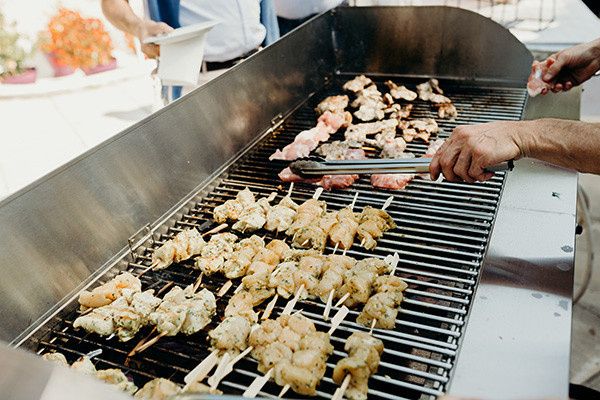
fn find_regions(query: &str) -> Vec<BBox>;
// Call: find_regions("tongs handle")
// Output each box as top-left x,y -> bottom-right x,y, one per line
289,158 -> 514,177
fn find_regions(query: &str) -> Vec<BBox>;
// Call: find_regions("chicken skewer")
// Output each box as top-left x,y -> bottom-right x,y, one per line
332,331 -> 385,400
142,223 -> 228,275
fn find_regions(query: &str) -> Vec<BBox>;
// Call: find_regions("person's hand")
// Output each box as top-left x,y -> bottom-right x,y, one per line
135,19 -> 173,59
542,39 -> 600,93
429,121 -> 526,183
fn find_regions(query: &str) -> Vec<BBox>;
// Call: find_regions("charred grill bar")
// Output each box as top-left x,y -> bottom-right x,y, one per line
0,6 -> 576,400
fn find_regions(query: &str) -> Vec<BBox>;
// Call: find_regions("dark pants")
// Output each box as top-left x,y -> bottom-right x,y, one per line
277,15 -> 315,36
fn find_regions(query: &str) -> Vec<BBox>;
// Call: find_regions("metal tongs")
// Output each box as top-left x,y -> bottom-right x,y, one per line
289,157 -> 514,178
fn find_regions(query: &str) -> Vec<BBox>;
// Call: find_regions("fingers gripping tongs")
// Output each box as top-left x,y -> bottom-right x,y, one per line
289,157 -> 514,178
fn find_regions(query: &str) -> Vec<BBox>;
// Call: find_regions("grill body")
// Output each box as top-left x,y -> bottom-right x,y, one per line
0,6 -> 576,399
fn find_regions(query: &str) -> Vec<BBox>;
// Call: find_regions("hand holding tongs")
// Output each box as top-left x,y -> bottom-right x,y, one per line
289,157 -> 514,177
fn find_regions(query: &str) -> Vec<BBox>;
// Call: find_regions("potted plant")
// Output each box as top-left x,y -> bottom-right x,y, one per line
0,13 -> 36,84
41,8 -> 116,76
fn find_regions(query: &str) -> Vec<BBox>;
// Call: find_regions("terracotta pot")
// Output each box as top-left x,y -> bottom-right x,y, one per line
45,53 -> 75,77
1,68 -> 37,84
82,58 -> 117,75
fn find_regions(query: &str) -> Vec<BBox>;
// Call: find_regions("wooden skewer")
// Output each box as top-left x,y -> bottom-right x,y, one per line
342,247 -> 348,256
334,293 -> 350,308
135,331 -> 168,354
243,367 -> 273,398
138,224 -> 228,278
282,284 -> 305,316
157,281 -> 174,296
79,307 -> 94,316
128,327 -> 157,357
203,223 -> 228,237
323,290 -> 334,321
85,349 -> 103,359
390,252 -> 400,276
234,283 -> 244,294
313,187 -> 323,200
360,238 -> 366,248
350,191 -> 359,210
184,349 -> 219,387
382,195 -> 394,211
332,242 -> 339,254
217,280 -> 233,297
216,346 -> 254,383
328,306 -> 349,335
301,239 -> 310,247
369,318 -> 377,335
287,182 -> 294,197
105,333 -> 115,341
138,260 -> 159,277
193,273 -> 204,292
207,352 -> 231,388
332,374 -> 351,400
262,294 -> 279,320
278,384 -> 290,398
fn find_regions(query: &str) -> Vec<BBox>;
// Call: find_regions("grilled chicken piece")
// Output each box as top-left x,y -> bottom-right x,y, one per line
249,319 -> 282,352
42,352 -> 69,365
256,342 -> 293,374
149,286 -> 216,336
286,198 -> 327,236
270,125 -> 332,161
435,102 -> 458,119
343,75 -> 373,93
265,239 -> 291,260
269,261 -> 297,298
134,378 -> 180,399
274,350 -> 325,396
292,223 -> 328,251
314,255 -> 356,302
357,275 -> 408,329
416,78 -> 444,101
225,291 -> 259,323
264,196 -> 299,233
73,302 -> 116,337
337,258 -> 392,307
241,271 -> 276,305
232,198 -> 271,232
344,119 -> 398,143
385,80 -> 418,101
333,332 -> 384,400
184,382 -> 222,395
398,118 -> 439,143
213,188 -> 255,223
78,272 -> 142,310
152,228 -> 207,269
356,291 -> 402,329
318,110 -> 353,131
194,232 -> 238,274
315,95 -> 349,114
364,129 -> 408,158
209,315 -> 252,356
71,356 -> 97,375
329,208 -> 360,249
96,369 -> 138,395
222,235 -> 265,279
352,85 -> 386,122
357,206 -> 396,250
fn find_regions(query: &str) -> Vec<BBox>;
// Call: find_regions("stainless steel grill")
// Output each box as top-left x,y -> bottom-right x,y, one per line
20,75 -> 527,399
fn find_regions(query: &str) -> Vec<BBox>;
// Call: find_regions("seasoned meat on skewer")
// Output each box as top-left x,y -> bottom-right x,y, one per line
42,352 -> 68,365
78,272 -> 141,310
385,80 -> 418,101
356,275 -> 409,330
152,228 -> 207,270
194,232 -> 238,274
225,291 -> 259,322
149,285 -> 216,336
343,75 -> 373,93
332,332 -> 384,400
222,235 -> 265,279
269,261 -> 297,298
232,196 -> 274,233
209,315 -> 252,356
286,199 -> 327,236
71,356 -> 97,375
213,188 -> 256,223
357,206 -> 396,250
314,254 -> 356,302
264,195 -> 299,233
329,207 -> 360,250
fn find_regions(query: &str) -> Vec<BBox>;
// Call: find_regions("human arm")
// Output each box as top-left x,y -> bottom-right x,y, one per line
429,119 -> 600,182
101,0 -> 173,58
539,38 -> 600,93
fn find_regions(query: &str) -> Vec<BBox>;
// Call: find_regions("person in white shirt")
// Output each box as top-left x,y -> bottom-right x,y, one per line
102,0 -> 269,89
274,0 -> 345,35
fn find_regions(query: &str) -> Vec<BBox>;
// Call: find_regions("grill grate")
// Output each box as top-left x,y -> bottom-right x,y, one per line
21,75 -> 527,399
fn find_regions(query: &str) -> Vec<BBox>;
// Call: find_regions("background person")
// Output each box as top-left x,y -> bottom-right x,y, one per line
274,0 -> 345,35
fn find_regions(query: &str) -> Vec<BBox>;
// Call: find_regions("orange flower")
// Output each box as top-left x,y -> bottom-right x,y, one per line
41,8 -> 113,69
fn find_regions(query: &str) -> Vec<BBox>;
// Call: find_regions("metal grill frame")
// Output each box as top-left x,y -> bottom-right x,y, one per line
19,75 -> 527,399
